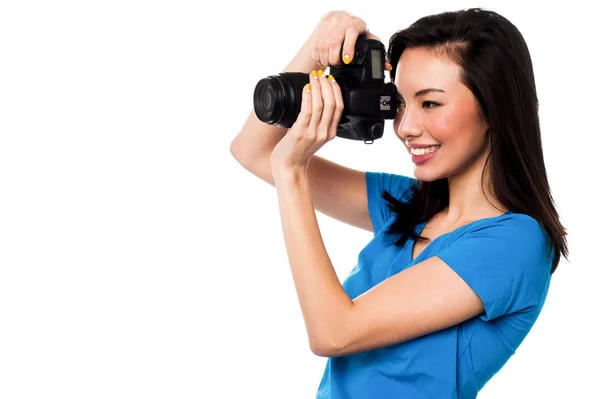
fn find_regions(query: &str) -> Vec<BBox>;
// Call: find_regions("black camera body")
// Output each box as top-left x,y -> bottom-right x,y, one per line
253,35 -> 398,143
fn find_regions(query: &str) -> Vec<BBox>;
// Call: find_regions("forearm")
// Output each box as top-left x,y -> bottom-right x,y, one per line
230,34 -> 319,165
273,167 -> 353,351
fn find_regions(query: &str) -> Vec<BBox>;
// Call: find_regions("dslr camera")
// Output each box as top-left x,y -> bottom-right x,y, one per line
253,35 -> 398,143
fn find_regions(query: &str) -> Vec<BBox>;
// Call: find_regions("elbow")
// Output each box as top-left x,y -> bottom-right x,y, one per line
230,140 -> 255,170
310,340 -> 334,358
230,140 -> 243,164
309,306 -> 355,357
230,142 -> 250,171
309,333 -> 343,358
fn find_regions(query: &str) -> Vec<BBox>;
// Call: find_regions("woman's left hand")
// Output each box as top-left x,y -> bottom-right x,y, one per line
270,69 -> 344,171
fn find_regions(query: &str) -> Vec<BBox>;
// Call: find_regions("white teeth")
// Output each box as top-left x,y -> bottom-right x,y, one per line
411,145 -> 440,156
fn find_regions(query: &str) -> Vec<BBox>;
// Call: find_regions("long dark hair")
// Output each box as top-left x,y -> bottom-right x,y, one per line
382,8 -> 568,273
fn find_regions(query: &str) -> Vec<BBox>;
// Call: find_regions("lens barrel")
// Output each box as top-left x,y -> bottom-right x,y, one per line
253,72 -> 308,128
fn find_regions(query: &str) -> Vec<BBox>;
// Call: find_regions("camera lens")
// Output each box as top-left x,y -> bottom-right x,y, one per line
259,85 -> 274,110
253,72 -> 308,128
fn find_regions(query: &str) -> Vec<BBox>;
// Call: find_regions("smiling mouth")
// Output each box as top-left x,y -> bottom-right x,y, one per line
411,145 -> 441,156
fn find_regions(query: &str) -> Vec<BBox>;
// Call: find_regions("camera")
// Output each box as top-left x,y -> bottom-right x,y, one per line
253,35 -> 398,143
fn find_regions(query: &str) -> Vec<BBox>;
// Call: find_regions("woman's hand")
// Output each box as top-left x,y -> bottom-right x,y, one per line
269,10 -> 392,172
269,70 -> 343,171
311,10 -> 392,69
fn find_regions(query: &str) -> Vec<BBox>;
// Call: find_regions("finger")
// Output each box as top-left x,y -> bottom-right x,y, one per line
341,27 -> 361,65
308,70 -> 323,131
318,72 -> 336,140
312,37 -> 326,67
328,34 -> 344,67
311,36 -> 320,66
296,79 -> 313,128
319,40 -> 329,68
385,60 -> 393,71
328,75 -> 344,136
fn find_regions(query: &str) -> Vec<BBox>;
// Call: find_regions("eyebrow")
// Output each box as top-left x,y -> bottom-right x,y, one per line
398,88 -> 446,98
416,88 -> 445,96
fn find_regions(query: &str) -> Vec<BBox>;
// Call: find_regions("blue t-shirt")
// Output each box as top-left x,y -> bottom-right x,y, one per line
316,171 -> 554,399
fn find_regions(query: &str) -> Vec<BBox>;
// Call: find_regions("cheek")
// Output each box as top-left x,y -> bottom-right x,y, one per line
423,110 -> 457,142
424,106 -> 481,144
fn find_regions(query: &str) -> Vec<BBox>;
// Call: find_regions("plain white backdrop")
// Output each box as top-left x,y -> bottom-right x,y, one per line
0,0 -> 597,398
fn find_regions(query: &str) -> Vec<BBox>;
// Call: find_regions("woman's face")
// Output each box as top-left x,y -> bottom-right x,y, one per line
393,47 -> 489,182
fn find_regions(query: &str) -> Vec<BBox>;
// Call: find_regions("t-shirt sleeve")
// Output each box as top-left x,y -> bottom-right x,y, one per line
436,215 -> 553,321
365,171 -> 416,235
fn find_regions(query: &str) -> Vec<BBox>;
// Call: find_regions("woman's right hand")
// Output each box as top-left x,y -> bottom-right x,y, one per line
311,10 -> 391,69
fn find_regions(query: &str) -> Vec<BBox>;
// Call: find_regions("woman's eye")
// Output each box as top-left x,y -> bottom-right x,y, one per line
396,101 -> 439,110
423,101 -> 440,108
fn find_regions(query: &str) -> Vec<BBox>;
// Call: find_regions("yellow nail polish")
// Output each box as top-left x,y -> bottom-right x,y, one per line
317,70 -> 324,77
306,83 -> 311,92
328,75 -> 335,82
343,54 -> 351,64
311,70 -> 318,79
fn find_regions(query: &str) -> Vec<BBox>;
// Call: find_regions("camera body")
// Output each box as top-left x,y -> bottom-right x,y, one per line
253,35 -> 398,143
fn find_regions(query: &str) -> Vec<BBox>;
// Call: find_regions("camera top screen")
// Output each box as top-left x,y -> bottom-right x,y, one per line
370,49 -> 383,80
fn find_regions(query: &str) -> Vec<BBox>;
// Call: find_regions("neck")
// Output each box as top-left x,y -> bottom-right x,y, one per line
444,150 -> 507,224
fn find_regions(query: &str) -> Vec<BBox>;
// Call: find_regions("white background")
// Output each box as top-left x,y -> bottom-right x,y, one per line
0,0 -> 597,398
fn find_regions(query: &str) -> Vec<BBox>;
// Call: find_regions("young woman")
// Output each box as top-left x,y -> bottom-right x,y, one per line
230,8 -> 568,398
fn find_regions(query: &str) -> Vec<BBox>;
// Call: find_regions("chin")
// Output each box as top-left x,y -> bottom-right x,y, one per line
413,168 -> 445,183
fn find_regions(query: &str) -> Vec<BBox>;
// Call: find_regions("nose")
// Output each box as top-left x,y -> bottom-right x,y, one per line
395,104 -> 423,143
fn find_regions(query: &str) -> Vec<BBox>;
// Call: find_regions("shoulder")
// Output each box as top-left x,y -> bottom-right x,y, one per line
464,211 -> 550,249
466,211 -> 553,295
365,171 -> 417,197
503,211 -> 546,233
437,212 -> 552,320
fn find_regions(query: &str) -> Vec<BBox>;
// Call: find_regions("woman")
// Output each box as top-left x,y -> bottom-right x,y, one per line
230,8 -> 568,398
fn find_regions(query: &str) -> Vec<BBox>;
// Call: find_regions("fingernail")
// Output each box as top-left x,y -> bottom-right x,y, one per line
343,54 -> 351,64
311,70 -> 318,79
328,75 -> 335,82
305,83 -> 311,92
317,70 -> 324,77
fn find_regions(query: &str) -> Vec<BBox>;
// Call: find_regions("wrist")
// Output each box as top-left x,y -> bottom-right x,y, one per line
272,163 -> 307,181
